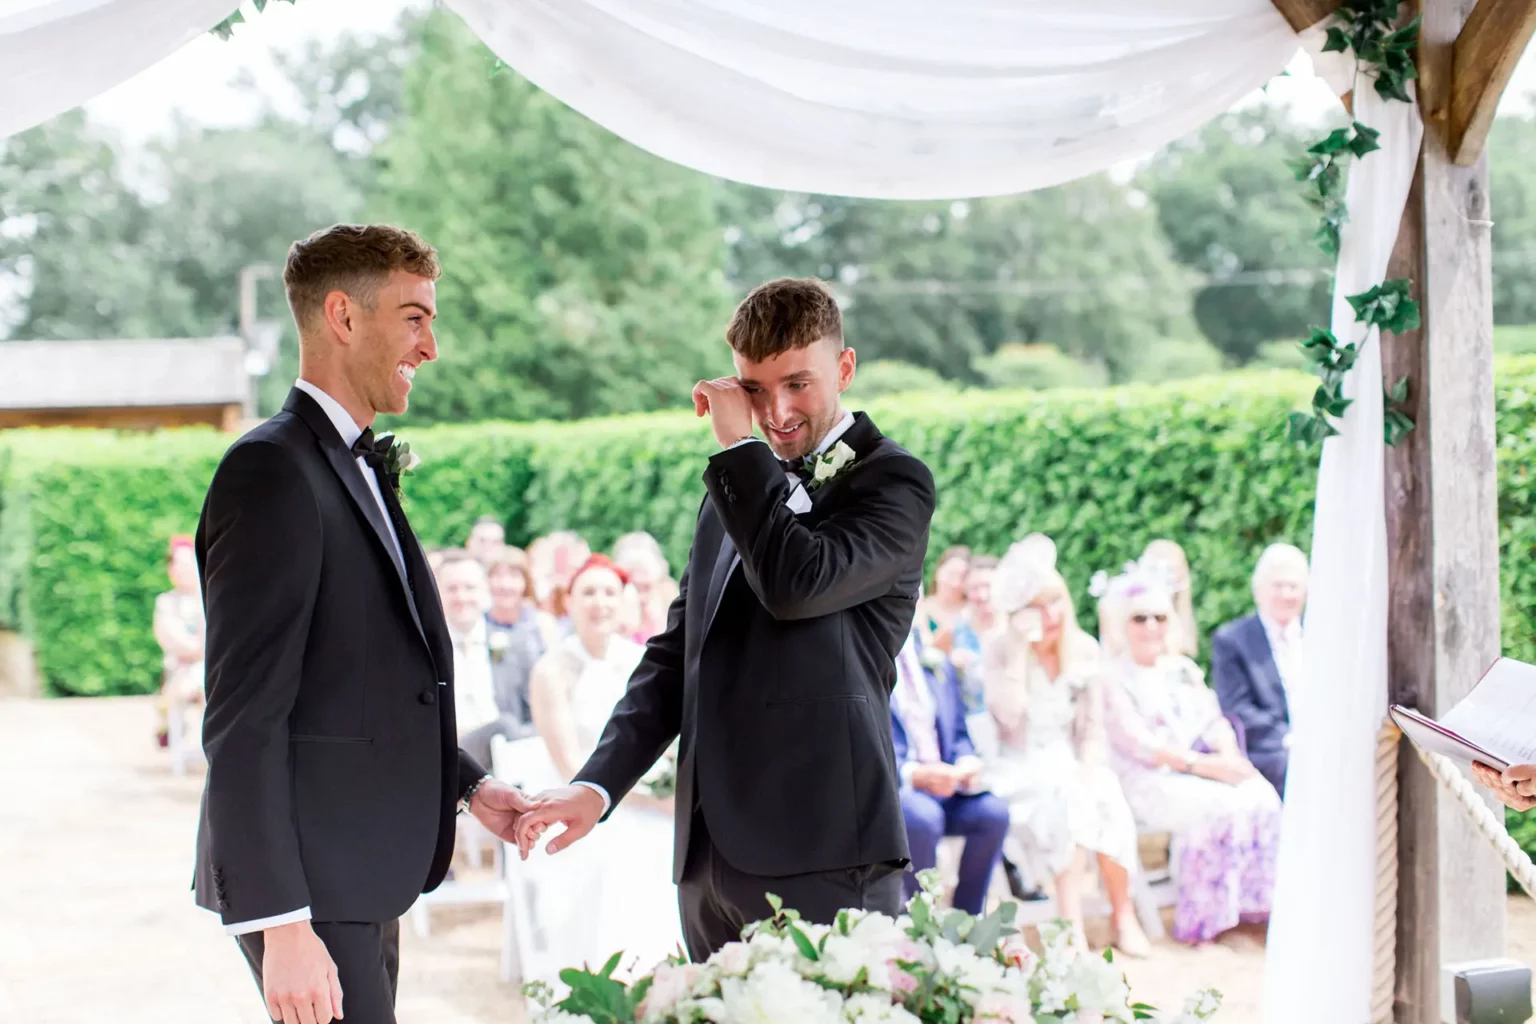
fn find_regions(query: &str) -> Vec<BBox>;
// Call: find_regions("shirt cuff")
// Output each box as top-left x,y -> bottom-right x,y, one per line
223,906 -> 312,936
899,762 -> 917,790
573,780 -> 611,816
726,436 -> 765,450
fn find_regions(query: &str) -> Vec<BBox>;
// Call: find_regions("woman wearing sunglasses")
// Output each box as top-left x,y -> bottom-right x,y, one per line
1097,562 -> 1282,945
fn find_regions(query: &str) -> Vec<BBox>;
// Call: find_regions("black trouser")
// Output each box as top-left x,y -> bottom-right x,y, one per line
236,919 -> 400,1023
677,812 -> 904,961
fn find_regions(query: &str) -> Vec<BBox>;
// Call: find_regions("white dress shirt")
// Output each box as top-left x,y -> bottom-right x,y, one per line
575,410 -> 858,814
219,380 -> 406,937
451,618 -> 501,734
1259,613 -> 1303,748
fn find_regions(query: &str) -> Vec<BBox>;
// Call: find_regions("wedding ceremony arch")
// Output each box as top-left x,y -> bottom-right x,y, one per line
4,1 -> 1535,1020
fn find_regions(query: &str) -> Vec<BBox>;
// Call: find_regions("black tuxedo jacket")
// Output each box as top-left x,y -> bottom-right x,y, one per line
576,413 -> 937,880
192,388 -> 484,927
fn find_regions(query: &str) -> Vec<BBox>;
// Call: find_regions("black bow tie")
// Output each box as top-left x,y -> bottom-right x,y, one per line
352,427 -> 391,466
779,456 -> 810,480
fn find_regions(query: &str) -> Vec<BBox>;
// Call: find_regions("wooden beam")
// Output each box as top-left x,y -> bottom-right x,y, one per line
1387,1 -> 1506,1019
1450,0 -> 1536,164
1270,0 -> 1345,32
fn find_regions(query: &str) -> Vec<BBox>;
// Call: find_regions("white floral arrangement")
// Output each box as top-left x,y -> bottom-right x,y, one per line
639,740 -> 680,800
525,872 -> 1219,1024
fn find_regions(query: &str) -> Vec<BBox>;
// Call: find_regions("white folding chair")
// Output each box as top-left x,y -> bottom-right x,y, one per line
490,734 -> 562,985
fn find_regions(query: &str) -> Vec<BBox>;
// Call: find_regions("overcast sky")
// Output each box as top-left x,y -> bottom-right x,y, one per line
38,1 -> 1536,158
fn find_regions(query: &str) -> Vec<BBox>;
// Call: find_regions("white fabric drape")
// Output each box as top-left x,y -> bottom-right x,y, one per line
444,0 -> 1300,199
0,0 -> 238,140
1262,32 -> 1425,1024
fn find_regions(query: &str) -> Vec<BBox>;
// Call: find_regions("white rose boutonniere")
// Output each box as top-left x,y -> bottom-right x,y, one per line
377,435 -> 421,496
919,645 -> 947,673
805,440 -> 857,491
488,629 -> 510,663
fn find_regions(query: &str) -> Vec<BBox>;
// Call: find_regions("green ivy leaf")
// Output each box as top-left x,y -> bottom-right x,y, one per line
1385,408 -> 1416,446
1323,25 -> 1351,52
1349,122 -> 1382,157
1389,375 -> 1410,404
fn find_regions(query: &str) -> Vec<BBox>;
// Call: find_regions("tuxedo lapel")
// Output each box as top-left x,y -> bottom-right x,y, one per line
285,390 -> 430,651
703,525 -> 738,638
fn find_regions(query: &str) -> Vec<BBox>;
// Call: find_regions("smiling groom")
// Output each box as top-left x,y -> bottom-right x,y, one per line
193,225 -> 533,1024
516,277 -> 938,959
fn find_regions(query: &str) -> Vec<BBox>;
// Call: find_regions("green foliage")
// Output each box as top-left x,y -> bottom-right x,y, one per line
846,360 -> 959,401
719,176 -> 1195,384
972,343 -> 1108,390
212,0 -> 298,40
371,11 -> 732,425
1140,105 -> 1336,363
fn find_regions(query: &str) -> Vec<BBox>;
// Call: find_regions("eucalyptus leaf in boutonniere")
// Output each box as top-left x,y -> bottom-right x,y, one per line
376,434 -> 421,497
804,440 -> 856,490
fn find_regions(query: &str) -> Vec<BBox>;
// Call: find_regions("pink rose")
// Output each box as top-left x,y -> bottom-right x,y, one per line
637,962 -> 704,1018
974,992 -> 1027,1022
999,935 -> 1036,973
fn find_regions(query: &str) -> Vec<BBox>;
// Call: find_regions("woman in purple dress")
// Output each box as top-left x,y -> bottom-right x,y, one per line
1097,562 -> 1281,944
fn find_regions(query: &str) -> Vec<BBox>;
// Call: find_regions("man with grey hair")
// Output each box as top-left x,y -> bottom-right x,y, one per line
1211,543 -> 1310,797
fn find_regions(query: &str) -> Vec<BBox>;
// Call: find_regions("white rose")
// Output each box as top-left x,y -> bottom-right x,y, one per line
828,441 -> 856,470
843,992 -> 921,1024
401,450 -> 422,472
532,1010 -> 597,1024
639,962 -> 708,1022
719,960 -> 844,1024
708,940 -> 753,978
1065,956 -> 1131,1018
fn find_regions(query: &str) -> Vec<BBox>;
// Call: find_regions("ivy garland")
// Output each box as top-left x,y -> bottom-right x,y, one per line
211,0 -> 298,40
1287,0 -> 1422,447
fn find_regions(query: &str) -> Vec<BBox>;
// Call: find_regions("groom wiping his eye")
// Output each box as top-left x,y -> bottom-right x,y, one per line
515,277 -> 938,959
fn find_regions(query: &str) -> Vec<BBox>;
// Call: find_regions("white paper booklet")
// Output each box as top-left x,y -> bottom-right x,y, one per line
1389,657 -> 1536,773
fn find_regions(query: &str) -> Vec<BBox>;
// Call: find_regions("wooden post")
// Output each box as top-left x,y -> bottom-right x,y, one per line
1384,1 -> 1505,1020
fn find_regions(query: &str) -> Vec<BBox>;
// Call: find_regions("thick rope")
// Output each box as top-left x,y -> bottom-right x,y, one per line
1411,741 -> 1536,899
1372,722 -> 1400,1024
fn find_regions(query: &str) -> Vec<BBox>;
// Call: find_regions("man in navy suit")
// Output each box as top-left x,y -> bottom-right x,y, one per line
1211,543 -> 1310,798
890,619 -> 1009,914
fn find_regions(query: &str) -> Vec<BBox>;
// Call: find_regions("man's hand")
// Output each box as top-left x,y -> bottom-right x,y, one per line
911,763 -> 963,799
692,377 -> 755,449
262,920 -> 343,1023
467,780 -> 537,844
1474,762 -> 1536,812
953,755 -> 986,790
512,785 -> 605,859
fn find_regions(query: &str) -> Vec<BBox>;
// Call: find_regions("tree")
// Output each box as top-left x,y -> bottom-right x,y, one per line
369,12 -> 732,424
1141,104 -> 1336,363
1488,111 -> 1536,325
719,175 -> 1194,383
0,112 -> 200,341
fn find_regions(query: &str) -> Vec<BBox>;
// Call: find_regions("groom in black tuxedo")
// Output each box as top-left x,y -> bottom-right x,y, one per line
516,277 -> 937,959
193,224 -> 531,1024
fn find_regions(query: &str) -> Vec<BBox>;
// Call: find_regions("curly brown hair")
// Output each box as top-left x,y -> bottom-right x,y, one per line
725,277 -> 843,362
283,223 -> 441,333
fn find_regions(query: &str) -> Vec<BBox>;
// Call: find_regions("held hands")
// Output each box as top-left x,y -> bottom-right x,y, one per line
512,784 -> 606,859
261,920 -> 344,1023
466,780 -> 538,844
692,377 -> 755,449
1473,762 -> 1536,812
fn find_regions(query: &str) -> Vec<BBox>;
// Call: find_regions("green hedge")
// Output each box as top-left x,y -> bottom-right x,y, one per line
5,359 -> 1536,698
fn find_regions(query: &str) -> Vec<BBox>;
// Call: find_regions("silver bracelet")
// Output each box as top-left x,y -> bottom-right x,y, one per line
459,772 -> 492,815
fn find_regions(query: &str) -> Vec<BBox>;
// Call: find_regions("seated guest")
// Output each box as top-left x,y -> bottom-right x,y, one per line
1142,538 -> 1199,656
153,535 -> 206,771
981,541 -> 1147,955
918,545 -> 971,655
1099,562 -> 1282,945
486,545 -> 562,656
528,530 -> 591,622
891,614 -> 1010,915
613,531 -> 678,643
950,554 -> 999,712
1211,543 -> 1309,797
435,551 -> 536,767
467,514 -> 506,566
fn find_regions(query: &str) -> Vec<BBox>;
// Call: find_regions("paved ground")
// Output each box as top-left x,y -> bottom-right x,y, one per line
4,694 -> 1534,1023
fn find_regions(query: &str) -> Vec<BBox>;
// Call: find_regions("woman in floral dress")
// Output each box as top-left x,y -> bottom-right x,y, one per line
981,541 -> 1147,955
1098,562 -> 1281,944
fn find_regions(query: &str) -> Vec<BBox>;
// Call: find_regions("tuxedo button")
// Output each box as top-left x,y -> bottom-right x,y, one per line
419,690 -> 436,705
